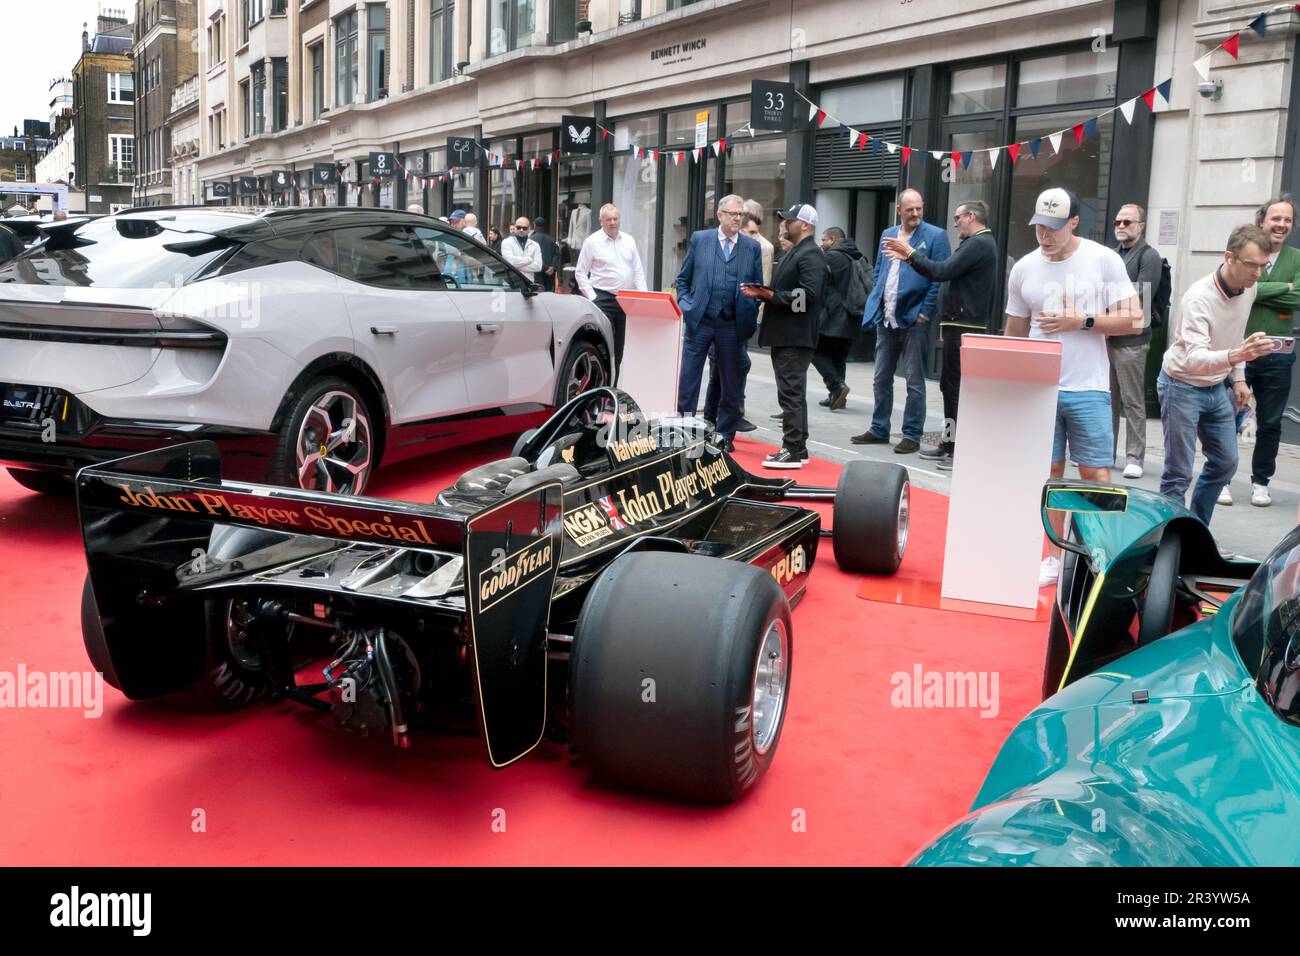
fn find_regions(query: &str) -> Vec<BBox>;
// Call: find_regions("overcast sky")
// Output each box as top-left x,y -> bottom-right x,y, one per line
0,0 -> 126,133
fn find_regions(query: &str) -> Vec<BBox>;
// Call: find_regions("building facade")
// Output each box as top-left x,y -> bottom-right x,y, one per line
134,0 -> 200,206
169,74 -> 203,204
73,13 -> 137,213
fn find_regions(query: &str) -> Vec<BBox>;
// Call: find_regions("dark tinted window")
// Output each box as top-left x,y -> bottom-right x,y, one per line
1235,527 -> 1300,725
414,225 -> 519,291
302,231 -> 339,274
335,224 -> 439,290
0,217 -> 231,288
218,234 -> 307,276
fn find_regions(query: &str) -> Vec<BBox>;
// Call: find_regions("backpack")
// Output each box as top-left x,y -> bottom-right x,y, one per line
843,254 -> 873,318
1151,256 -> 1172,328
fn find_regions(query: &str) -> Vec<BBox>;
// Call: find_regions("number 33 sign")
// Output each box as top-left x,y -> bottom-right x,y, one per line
750,80 -> 797,132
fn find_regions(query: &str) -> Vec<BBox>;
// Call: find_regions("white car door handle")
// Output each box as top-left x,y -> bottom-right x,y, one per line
476,323 -> 501,334
370,325 -> 398,335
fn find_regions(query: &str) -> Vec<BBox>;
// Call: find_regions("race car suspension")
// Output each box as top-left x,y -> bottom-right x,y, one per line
321,626 -> 414,748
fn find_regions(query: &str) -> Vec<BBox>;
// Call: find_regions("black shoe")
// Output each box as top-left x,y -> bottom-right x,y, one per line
762,447 -> 808,469
770,412 -> 785,421
936,456 -> 953,472
851,431 -> 889,445
734,417 -> 756,432
894,438 -> 920,454
818,395 -> 832,407
830,385 -> 850,411
918,445 -> 949,460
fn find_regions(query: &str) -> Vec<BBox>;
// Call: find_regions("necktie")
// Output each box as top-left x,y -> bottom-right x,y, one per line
724,238 -> 733,261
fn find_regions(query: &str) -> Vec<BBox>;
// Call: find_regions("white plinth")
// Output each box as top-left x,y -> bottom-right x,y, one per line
615,290 -> 683,419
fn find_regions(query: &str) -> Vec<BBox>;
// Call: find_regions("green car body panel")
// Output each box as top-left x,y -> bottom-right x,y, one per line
910,484 -> 1300,866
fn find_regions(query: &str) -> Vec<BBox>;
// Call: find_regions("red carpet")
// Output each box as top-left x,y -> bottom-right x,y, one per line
0,436 -> 1047,866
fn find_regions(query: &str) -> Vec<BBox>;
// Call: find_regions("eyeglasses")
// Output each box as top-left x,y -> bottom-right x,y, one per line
1114,219 -> 1141,226
1234,256 -> 1269,272
514,225 -> 529,230
952,211 -> 968,223
718,209 -> 744,218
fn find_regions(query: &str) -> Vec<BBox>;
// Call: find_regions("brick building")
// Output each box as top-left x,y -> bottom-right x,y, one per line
134,0 -> 200,206
73,12 -> 136,213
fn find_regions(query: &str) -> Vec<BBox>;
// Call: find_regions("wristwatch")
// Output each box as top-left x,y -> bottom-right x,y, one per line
1083,314 -> 1096,330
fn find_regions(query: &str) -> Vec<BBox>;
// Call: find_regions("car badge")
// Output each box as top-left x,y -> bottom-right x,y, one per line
561,447 -> 575,463
320,443 -> 328,459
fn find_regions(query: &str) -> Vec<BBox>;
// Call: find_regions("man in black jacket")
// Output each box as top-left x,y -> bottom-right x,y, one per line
529,217 -> 560,291
816,227 -> 865,410
743,203 -> 825,468
882,199 -> 997,469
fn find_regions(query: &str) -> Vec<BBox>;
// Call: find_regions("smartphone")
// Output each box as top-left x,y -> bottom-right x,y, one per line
1266,335 -> 1296,354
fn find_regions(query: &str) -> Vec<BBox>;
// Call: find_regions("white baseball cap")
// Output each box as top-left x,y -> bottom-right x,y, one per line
777,203 -> 818,226
1028,188 -> 1079,229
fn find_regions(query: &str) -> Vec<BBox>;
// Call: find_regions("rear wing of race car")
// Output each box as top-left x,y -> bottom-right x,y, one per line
76,441 -> 564,767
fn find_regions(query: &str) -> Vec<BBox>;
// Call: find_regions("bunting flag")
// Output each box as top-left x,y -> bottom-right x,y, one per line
1071,122 -> 1085,145
1119,98 -> 1136,124
1193,53 -> 1213,82
988,147 -> 999,170
1006,142 -> 1020,165
1140,87 -> 1157,110
872,136 -> 881,156
885,141 -> 897,154
1083,117 -> 1098,140
1029,138 -> 1041,159
1248,13 -> 1267,38
1222,33 -> 1240,59
900,146 -> 911,165
931,150 -> 944,161
950,150 -> 961,168
815,109 -> 827,127
1156,79 -> 1172,105
857,133 -> 868,151
960,150 -> 972,170
1048,131 -> 1063,154
808,102 -> 818,122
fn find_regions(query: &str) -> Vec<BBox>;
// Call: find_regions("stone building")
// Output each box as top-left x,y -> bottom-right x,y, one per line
134,0 -> 200,206
73,11 -> 136,213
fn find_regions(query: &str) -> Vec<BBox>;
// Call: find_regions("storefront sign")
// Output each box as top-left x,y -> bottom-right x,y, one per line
694,111 -> 709,149
238,176 -> 258,195
447,136 -> 477,167
750,80 -> 798,132
270,169 -> 293,192
208,182 -> 228,199
368,152 -> 396,177
561,115 -> 597,154
313,163 -> 338,185
1158,208 -> 1179,246
649,37 -> 706,66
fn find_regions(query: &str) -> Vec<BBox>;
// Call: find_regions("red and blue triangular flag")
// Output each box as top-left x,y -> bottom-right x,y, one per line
1156,79 -> 1172,105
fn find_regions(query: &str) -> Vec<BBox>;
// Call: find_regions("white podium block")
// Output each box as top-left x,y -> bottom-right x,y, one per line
615,290 -> 683,419
940,334 -> 1062,619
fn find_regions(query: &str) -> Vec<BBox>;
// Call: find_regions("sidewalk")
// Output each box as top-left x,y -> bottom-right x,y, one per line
741,353 -> 1299,560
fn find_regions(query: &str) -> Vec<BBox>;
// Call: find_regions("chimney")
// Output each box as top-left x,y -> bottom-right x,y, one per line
82,22 -> 89,51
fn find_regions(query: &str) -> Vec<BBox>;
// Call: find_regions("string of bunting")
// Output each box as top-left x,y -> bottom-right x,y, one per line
794,2 -> 1298,171
629,122 -> 755,165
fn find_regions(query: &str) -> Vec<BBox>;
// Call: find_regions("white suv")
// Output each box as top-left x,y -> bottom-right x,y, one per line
0,207 -> 613,495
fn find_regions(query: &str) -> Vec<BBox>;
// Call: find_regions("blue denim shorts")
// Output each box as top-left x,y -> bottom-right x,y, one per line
1052,390 -> 1115,468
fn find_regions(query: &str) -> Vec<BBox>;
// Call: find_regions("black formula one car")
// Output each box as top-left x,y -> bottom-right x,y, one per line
77,389 -> 909,801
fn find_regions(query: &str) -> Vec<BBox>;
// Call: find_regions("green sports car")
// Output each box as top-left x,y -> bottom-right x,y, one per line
911,481 -> 1300,866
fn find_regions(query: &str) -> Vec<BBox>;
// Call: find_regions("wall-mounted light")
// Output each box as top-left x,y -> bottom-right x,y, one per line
1197,78 -> 1223,101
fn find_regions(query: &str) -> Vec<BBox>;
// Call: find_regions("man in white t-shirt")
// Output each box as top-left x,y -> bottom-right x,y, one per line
1005,188 -> 1142,585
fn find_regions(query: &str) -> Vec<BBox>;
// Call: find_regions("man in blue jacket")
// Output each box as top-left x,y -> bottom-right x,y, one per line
852,188 -> 950,454
674,193 -> 764,450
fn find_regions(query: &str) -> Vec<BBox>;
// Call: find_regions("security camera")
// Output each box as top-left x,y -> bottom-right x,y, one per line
1197,79 -> 1223,101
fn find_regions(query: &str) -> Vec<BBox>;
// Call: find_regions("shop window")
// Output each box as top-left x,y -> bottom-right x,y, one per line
612,115 -> 657,152
251,62 -> 266,135
552,0 -> 577,43
817,77 -> 904,128
310,44 -> 323,119
557,157 -> 593,291
723,138 -> 785,253
367,5 -> 388,101
1006,110 -> 1114,280
272,58 -> 288,131
666,108 -> 714,150
489,139 -> 518,235
947,64 -> 1006,116
612,154 -> 658,290
336,224 -> 436,289
1016,48 -> 1117,109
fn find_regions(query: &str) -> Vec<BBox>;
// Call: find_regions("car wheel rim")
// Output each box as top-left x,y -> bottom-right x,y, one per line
225,600 -> 263,671
295,390 -> 372,495
751,619 -> 789,756
565,348 -> 606,403
897,481 -> 910,559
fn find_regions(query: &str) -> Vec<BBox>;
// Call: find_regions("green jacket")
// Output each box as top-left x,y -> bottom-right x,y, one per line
1246,243 -> 1300,336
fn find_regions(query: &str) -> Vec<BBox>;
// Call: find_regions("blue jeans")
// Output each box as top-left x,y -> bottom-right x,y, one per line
1245,350 -> 1296,487
1052,390 -> 1114,468
1157,370 -> 1239,526
868,324 -> 928,441
678,313 -> 742,437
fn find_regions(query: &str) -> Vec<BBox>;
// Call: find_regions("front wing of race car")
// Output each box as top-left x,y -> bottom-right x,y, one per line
76,440 -> 564,767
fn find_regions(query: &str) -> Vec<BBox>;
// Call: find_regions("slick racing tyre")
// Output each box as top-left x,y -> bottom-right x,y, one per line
1137,530 -> 1181,648
511,428 -> 539,459
1041,602 -> 1071,700
831,460 -> 910,574
268,377 -> 376,496
571,552 -> 792,802
81,573 -> 268,710
7,468 -> 74,495
554,339 -> 609,407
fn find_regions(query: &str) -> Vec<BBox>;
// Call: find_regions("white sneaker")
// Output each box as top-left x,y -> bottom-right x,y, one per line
1252,484 -> 1272,507
1122,462 -> 1143,479
1039,555 -> 1061,587
1218,486 -> 1233,506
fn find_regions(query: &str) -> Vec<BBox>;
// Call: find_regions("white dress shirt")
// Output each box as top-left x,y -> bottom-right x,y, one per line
502,234 -> 543,280
882,226 -> 914,329
575,229 -> 647,298
717,226 -> 737,260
